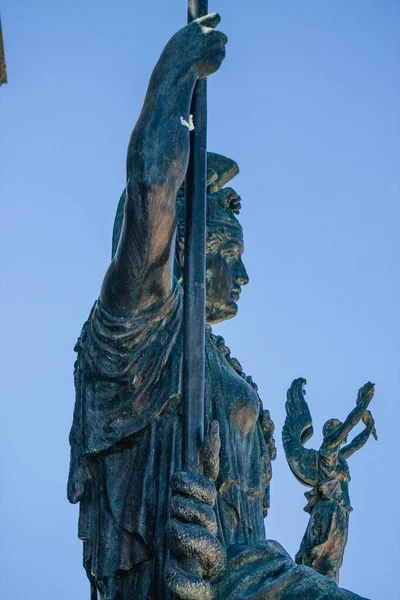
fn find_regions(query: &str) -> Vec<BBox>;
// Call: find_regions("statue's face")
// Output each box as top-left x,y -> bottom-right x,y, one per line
205,229 -> 249,325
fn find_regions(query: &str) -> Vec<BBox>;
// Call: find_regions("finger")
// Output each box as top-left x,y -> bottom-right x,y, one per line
166,519 -> 226,579
171,472 -> 217,507
201,421 -> 221,466
195,12 -> 221,29
201,421 -> 220,482
208,420 -> 220,446
169,494 -> 218,535
164,557 -> 214,600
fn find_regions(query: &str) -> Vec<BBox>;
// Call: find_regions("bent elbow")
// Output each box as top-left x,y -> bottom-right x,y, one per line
138,178 -> 173,198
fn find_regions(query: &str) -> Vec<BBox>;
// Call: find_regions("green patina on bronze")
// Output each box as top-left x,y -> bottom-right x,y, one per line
68,13 -> 376,600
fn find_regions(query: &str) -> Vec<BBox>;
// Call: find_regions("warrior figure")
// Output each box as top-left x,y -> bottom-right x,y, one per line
283,378 -> 376,584
68,14 -> 372,600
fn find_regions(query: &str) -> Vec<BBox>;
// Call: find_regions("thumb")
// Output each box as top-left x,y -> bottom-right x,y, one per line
194,12 -> 221,29
201,420 -> 220,482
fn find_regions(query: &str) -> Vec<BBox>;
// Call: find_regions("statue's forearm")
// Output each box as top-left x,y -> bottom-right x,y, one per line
325,394 -> 372,447
127,50 -> 197,188
100,17 -> 227,315
340,426 -> 370,459
343,393 -> 372,434
101,51 -> 198,315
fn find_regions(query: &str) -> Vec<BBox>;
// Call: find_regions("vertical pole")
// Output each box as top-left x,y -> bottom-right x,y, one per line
182,0 -> 208,473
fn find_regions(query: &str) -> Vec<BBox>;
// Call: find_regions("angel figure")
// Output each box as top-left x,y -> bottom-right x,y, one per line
283,378 -> 377,584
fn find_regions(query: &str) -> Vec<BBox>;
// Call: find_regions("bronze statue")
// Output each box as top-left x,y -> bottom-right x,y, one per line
68,14 -> 373,600
283,378 -> 377,584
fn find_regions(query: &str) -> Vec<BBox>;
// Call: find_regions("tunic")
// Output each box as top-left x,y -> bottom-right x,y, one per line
296,446 -> 353,582
68,283 -> 368,599
68,283 -> 270,598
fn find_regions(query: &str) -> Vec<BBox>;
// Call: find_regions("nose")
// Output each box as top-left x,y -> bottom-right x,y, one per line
234,259 -> 249,286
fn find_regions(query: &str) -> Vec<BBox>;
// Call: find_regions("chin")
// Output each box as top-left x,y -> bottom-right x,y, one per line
206,300 -> 238,325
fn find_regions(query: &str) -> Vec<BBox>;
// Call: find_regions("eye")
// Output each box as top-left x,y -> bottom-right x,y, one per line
221,244 -> 240,262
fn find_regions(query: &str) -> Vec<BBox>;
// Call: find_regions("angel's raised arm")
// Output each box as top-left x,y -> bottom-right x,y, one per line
340,426 -> 371,460
323,383 -> 375,449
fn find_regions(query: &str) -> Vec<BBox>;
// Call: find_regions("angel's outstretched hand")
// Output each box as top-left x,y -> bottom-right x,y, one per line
356,381 -> 375,405
362,409 -> 378,440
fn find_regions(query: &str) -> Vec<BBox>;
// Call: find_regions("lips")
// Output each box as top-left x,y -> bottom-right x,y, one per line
231,287 -> 241,302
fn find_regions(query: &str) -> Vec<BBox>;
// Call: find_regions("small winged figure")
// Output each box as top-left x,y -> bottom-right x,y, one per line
282,378 -> 377,584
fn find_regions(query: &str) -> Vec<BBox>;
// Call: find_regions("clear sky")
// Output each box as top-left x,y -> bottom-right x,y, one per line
1,1 -> 399,599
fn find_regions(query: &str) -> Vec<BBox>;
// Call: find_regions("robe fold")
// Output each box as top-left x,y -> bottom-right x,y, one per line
68,282 -> 368,600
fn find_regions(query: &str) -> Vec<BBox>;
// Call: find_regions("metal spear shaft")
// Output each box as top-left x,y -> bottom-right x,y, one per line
182,0 -> 209,473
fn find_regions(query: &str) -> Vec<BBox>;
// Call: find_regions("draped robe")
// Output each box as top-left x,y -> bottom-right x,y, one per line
68,283 -> 368,600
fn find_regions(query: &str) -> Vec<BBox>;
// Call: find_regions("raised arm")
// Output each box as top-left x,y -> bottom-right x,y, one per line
323,383 -> 375,448
100,14 -> 227,316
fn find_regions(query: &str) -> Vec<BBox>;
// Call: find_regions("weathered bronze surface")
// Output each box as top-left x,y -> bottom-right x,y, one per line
283,379 -> 376,584
68,14 -> 374,600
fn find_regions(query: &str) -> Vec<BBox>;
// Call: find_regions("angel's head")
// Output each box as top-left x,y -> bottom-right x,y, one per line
323,419 -> 347,444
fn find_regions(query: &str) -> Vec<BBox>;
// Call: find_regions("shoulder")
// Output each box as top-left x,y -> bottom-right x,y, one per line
79,284 -> 183,377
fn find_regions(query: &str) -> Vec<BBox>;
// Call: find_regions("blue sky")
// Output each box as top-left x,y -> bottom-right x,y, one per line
1,1 -> 399,598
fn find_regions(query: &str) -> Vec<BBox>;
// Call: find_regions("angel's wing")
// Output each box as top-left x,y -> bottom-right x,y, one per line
282,378 -> 318,487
